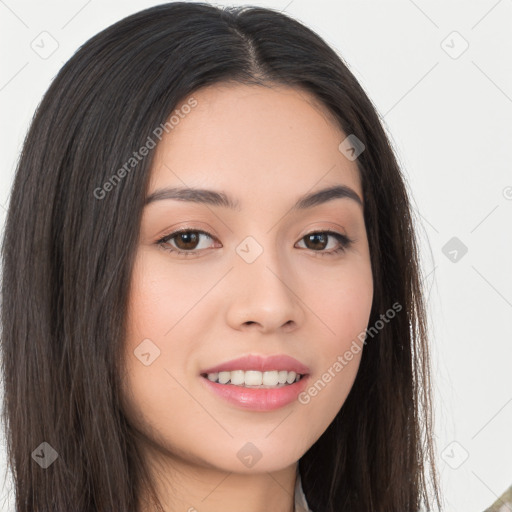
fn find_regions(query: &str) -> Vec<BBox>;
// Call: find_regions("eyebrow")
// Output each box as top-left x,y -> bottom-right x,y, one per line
144,184 -> 363,211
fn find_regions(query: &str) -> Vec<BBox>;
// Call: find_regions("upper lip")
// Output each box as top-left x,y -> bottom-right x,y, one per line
201,354 -> 310,375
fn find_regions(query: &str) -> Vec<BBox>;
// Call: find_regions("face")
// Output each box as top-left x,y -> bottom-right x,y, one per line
121,83 -> 373,475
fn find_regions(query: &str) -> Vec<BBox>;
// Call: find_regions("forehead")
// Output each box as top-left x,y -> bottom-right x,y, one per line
148,83 -> 362,202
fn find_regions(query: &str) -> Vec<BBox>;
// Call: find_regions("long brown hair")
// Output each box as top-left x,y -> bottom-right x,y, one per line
0,2 -> 440,511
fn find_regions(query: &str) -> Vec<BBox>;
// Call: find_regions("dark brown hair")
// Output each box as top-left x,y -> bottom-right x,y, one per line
0,2 -> 440,511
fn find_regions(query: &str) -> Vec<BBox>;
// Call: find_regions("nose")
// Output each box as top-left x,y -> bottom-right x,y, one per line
224,245 -> 305,333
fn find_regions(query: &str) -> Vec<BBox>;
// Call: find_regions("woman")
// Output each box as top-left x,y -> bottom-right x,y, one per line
0,2 -> 441,511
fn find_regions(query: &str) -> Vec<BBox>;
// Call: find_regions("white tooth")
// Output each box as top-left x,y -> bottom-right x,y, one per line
244,370 -> 263,386
230,370 -> 245,385
218,371 -> 231,384
277,370 -> 288,384
210,369 -> 301,386
286,371 -> 297,384
262,371 -> 279,386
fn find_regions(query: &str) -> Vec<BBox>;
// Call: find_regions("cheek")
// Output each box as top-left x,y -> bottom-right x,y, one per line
128,248 -> 209,328
297,259 -> 372,421
307,255 -> 373,350
121,253 -> 194,431
121,296 -> 206,467
124,248 -> 212,364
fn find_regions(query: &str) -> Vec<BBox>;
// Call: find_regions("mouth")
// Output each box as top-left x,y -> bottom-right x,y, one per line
200,369 -> 307,389
198,354 -> 311,411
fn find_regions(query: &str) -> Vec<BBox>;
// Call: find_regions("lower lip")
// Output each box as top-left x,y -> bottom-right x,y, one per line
200,375 -> 310,411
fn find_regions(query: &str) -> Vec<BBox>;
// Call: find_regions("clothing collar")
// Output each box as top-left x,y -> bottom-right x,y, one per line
294,468 -> 313,512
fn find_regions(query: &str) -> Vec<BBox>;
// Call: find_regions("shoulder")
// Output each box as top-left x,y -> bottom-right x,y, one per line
483,484 -> 512,512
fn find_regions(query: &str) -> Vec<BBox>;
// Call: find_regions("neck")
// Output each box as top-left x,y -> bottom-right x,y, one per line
136,442 -> 298,512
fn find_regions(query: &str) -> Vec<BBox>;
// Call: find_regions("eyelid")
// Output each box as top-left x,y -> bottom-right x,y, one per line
155,221 -> 216,240
157,221 -> 349,241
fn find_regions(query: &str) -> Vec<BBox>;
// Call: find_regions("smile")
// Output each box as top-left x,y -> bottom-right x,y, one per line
202,369 -> 304,388
200,372 -> 310,411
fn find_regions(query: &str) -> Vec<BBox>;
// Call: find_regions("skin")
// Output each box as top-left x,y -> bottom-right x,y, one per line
121,83 -> 374,512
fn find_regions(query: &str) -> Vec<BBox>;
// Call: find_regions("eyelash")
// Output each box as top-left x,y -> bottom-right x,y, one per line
156,228 -> 354,258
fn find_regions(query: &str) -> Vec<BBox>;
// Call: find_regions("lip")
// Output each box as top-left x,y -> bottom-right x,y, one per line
199,354 -> 311,412
200,354 -> 310,375
200,374 -> 310,411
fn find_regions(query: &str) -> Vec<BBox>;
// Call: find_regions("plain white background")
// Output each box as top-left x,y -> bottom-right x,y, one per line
0,1 -> 511,511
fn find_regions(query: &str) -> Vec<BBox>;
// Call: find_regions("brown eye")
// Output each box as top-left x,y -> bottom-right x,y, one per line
296,230 -> 353,256
157,229 -> 217,256
303,232 -> 329,250
172,231 -> 201,251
